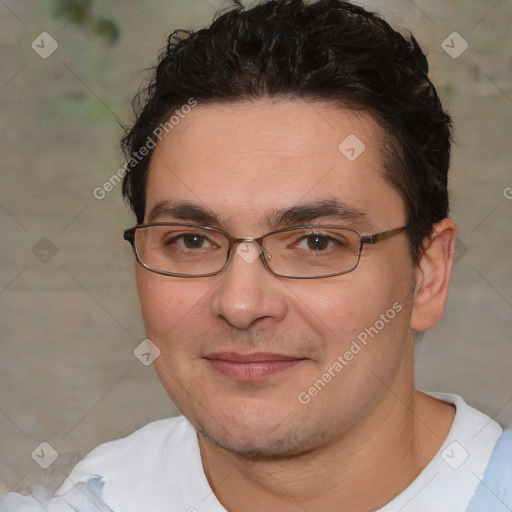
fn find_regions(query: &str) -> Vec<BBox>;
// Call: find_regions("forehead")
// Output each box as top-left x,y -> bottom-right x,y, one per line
145,100 -> 406,231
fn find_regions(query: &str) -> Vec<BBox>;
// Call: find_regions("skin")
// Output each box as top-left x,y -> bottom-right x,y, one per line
136,100 -> 458,511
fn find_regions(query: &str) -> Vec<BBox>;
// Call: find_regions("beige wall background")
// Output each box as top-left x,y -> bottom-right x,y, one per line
1,0 -> 511,492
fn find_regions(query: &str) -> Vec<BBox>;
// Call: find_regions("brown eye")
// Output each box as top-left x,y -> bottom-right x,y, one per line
182,234 -> 206,248
306,235 -> 330,251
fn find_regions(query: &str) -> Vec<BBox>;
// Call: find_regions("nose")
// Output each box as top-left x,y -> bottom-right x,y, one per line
208,240 -> 288,329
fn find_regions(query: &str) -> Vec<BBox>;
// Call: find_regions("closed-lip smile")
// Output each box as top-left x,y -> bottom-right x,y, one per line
203,352 -> 307,380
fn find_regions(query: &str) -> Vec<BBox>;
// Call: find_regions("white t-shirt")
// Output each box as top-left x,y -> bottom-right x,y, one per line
56,392 -> 502,512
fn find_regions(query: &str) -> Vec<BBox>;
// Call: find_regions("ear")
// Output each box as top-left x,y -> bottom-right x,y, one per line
410,218 -> 457,332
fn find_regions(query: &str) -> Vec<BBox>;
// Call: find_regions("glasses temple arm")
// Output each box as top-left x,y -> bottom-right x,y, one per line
360,225 -> 409,245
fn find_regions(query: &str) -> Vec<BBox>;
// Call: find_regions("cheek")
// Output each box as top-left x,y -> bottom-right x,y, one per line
295,256 -> 413,360
288,277 -> 387,338
135,271 -> 204,402
136,268 -> 196,339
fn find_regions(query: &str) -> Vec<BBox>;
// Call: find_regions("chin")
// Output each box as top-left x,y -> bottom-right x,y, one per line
198,425 -> 315,461
194,408 -> 323,461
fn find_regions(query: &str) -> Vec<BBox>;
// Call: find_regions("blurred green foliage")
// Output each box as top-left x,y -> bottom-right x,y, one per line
51,0 -> 120,44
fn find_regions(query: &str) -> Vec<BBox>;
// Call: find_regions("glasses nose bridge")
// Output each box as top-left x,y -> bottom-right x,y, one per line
227,233 -> 266,249
225,233 -> 271,272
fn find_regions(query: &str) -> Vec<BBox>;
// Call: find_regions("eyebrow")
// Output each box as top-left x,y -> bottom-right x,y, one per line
147,200 -> 222,225
268,199 -> 373,230
146,198 -> 373,231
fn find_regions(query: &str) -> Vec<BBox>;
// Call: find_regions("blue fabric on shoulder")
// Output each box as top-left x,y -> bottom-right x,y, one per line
465,428 -> 512,512
0,476 -> 112,512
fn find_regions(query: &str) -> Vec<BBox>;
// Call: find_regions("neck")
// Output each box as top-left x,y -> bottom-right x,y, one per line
198,386 -> 455,512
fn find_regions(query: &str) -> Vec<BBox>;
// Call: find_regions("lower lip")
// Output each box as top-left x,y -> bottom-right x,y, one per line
206,359 -> 303,380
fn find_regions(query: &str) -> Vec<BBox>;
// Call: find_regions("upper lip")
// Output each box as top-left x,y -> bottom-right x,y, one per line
204,352 -> 305,362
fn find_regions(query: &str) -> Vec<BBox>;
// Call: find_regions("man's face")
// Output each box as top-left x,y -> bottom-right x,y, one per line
136,100 -> 417,458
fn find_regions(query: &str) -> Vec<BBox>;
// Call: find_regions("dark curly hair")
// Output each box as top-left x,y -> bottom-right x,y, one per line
121,0 -> 452,264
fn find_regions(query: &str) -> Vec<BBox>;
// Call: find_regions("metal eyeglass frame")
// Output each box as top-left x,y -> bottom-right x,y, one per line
123,222 -> 409,279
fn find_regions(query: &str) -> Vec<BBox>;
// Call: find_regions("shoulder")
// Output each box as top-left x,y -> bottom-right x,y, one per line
56,415 -> 194,495
484,427 -> 512,476
465,428 -> 512,512
494,426 -> 512,447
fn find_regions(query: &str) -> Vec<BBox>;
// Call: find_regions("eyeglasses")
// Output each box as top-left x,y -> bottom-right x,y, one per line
123,222 -> 409,279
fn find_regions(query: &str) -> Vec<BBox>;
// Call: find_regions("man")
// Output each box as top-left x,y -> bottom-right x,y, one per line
2,1 -> 510,511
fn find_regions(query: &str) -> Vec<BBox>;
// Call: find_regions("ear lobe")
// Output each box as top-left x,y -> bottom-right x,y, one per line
410,218 -> 457,332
